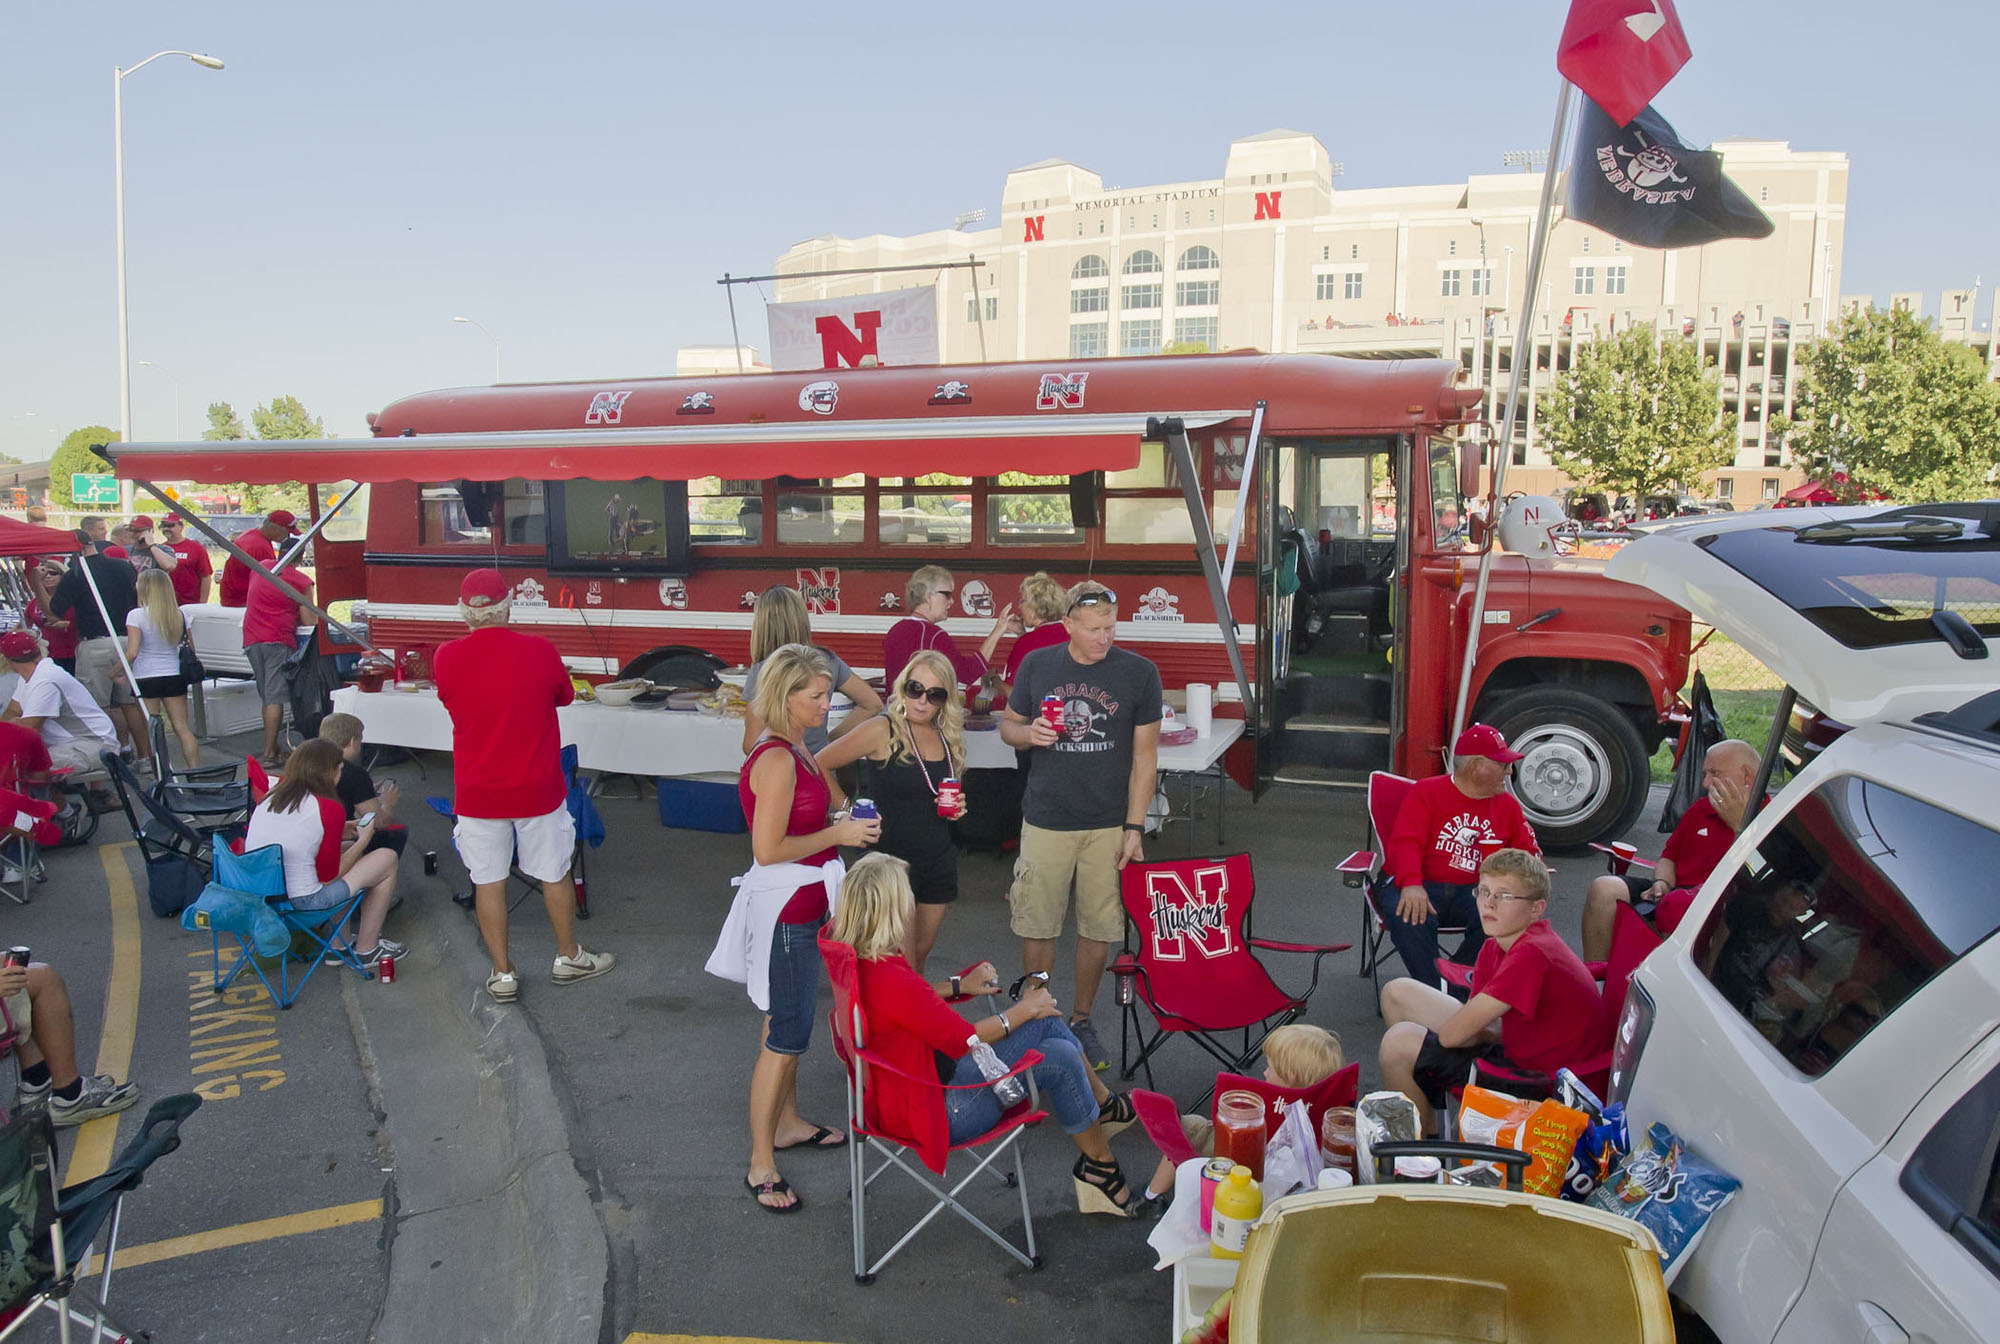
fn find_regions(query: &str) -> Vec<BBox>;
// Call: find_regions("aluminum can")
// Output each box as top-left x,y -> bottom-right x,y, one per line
1198,1157 -> 1235,1234
850,798 -> 878,822
1040,694 -> 1064,733
378,953 -> 395,984
935,777 -> 963,816
4,946 -> 29,968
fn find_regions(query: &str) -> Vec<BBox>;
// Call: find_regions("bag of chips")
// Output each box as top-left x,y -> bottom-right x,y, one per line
1587,1122 -> 1740,1285
1353,1090 -> 1419,1185
1554,1069 -> 1630,1202
1454,1084 -> 1590,1198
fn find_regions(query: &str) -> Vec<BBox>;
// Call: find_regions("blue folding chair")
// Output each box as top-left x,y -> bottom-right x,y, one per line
426,745 -> 602,919
184,841 -> 374,1008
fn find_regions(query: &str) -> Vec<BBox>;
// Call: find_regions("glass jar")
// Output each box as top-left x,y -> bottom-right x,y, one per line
1319,1105 -> 1358,1180
1213,1090 -> 1268,1181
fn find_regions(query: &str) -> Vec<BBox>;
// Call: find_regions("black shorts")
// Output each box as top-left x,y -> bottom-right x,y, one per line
894,847 -> 960,906
1411,1031 -> 1536,1107
136,674 -> 190,700
1612,872 -> 1662,920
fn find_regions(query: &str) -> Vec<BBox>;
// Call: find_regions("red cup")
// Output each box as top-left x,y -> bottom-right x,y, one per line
1609,841 -> 1638,875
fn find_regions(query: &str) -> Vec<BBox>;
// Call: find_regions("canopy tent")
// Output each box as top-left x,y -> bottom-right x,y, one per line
0,516 -> 82,559
101,412 -> 1236,485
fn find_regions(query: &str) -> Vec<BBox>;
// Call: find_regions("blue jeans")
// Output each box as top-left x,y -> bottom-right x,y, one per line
944,1015 -> 1099,1141
764,918 -> 824,1056
1379,879 -> 1485,984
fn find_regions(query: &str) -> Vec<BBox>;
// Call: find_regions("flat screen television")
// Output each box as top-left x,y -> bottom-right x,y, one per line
544,478 -> 692,577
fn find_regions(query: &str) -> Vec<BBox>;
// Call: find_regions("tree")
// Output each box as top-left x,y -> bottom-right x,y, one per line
202,401 -> 247,441
251,395 -> 325,442
1775,305 -> 2000,502
1536,324 -> 1735,503
47,426 -> 117,509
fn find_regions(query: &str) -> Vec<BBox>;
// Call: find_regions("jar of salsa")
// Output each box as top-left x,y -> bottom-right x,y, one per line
1213,1090 -> 1268,1181
1319,1105 -> 1358,1180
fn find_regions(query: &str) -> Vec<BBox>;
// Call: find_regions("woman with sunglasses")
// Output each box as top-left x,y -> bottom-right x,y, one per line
818,650 -> 966,974
882,565 -> 1015,696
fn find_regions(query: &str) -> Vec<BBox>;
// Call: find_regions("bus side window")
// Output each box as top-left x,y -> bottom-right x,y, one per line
690,477 -> 761,545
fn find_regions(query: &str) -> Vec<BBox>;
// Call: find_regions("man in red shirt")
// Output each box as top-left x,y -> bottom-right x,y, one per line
434,569 -> 612,1004
1580,738 -> 1760,960
1380,724 -> 1541,984
1378,849 -> 1601,1134
217,510 -> 295,608
242,562 -> 314,768
157,515 -> 213,605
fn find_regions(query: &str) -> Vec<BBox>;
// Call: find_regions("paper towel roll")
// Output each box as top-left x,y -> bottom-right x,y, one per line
1186,683 -> 1213,737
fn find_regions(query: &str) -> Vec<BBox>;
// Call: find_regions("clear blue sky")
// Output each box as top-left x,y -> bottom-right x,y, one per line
3,0 -> 1989,458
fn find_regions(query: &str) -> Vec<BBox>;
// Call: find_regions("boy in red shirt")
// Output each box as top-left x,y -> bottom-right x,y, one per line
434,569 -> 612,1004
1377,848 -> 1602,1135
1380,724 -> 1540,984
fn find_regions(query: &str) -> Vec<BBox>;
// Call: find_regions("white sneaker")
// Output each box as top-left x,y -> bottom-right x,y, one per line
51,1074 -> 140,1127
486,970 -> 519,1003
552,947 -> 614,984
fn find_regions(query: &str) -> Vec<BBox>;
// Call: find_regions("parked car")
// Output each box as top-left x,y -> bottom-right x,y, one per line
1602,502 -> 2000,1343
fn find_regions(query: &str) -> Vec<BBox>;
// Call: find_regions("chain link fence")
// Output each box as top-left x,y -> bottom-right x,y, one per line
1649,626 -> 1786,784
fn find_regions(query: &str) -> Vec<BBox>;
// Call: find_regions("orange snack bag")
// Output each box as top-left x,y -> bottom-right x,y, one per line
1455,1085 -> 1590,1198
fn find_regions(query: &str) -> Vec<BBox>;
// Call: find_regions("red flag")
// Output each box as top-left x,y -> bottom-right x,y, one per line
1558,0 -> 1693,127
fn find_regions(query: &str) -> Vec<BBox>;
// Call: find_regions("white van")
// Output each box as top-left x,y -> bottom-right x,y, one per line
1602,503 -> 2000,1344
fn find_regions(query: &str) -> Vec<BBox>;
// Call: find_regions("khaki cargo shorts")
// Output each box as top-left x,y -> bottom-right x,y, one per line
1008,822 -> 1124,943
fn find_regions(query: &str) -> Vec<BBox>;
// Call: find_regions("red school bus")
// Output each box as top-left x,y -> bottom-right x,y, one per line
111,352 -> 1690,847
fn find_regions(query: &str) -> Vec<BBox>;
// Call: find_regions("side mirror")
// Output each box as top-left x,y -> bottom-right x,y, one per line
1458,441 -> 1483,502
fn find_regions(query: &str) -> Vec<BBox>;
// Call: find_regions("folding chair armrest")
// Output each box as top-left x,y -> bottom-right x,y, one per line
943,961 -> 992,1004
1436,960 -> 1474,991
1336,850 -> 1375,889
856,1043 -> 1045,1090
1248,936 -> 1352,957
938,1047 -> 1043,1091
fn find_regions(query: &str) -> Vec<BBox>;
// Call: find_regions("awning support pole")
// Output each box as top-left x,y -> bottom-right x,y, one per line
74,552 -> 145,729
1158,416 -> 1255,722
130,479 -> 381,656
1451,77 -> 1574,747
275,486 -> 357,572
1219,401 -> 1267,592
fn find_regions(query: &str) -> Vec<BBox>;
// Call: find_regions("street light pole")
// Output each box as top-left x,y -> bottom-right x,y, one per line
453,316 -> 502,382
138,360 -> 182,440
115,50 -> 223,509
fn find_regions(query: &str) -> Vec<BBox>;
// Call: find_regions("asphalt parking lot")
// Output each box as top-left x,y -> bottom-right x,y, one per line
25,736 -> 1645,1344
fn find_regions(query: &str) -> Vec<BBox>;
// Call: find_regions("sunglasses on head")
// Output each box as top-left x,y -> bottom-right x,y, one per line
901,679 -> 950,705
1068,587 -> 1117,613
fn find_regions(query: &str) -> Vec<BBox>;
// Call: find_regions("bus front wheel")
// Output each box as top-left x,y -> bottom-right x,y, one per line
1487,688 -> 1649,852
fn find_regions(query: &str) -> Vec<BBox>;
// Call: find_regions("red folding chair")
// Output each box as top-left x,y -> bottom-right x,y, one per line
1336,771 -> 1470,1010
1132,1062 -> 1362,1171
818,932 -> 1049,1284
245,756 -> 271,804
1112,853 -> 1350,1108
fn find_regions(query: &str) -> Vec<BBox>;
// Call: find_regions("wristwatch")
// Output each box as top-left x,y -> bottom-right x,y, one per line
1122,822 -> 1144,833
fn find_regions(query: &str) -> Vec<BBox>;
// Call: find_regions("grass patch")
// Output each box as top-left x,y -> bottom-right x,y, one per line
1647,630 -> 1786,785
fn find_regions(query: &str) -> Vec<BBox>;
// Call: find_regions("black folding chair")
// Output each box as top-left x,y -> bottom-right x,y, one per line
142,718 -> 250,825
0,1094 -> 203,1342
102,751 -> 224,917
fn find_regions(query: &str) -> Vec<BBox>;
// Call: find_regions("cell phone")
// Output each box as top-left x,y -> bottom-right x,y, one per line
356,812 -> 375,830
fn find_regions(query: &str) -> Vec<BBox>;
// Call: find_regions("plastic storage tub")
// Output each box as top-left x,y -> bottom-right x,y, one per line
1230,1185 -> 1670,1343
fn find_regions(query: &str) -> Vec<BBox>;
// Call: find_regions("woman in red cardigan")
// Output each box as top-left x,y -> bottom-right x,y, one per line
826,852 -> 1140,1216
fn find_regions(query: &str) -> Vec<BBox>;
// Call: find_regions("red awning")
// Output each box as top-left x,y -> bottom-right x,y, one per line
0,515 -> 82,560
105,412 -> 1241,486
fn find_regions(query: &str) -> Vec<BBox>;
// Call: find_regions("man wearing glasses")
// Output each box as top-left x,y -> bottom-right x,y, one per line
1000,580 -> 1161,1071
154,515 -> 213,606
1379,724 -> 1541,984
1376,848 -> 1601,1135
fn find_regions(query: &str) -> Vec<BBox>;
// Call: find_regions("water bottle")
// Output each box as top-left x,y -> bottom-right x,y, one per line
967,1034 -> 1026,1107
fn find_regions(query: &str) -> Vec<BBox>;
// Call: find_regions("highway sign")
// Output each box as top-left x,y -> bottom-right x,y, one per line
71,473 -> 118,506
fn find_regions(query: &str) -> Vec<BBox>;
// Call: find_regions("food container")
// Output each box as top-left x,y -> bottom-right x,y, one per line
353,658 -> 392,693
592,679 -> 649,707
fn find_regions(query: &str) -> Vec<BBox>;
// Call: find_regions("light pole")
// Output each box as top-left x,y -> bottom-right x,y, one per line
138,360 -> 182,440
1469,217 -> 1492,418
453,316 -> 502,382
116,49 -> 224,508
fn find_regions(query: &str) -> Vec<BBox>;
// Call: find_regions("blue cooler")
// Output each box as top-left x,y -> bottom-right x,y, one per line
656,779 -> 747,833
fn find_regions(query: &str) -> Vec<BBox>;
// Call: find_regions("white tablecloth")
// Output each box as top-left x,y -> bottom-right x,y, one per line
330,686 -> 1243,780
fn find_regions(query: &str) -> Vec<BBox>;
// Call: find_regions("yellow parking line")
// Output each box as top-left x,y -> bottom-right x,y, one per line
64,842 -> 143,1186
77,1198 -> 383,1279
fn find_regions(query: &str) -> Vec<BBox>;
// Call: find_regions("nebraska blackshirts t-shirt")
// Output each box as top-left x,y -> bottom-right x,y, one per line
1007,643 -> 1162,832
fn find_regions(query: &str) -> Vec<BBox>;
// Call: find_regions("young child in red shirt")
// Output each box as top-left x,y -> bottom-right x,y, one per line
1376,848 -> 1601,1135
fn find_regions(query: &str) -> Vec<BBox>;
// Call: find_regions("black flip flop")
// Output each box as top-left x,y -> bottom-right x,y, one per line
775,1124 -> 848,1152
746,1175 -> 802,1213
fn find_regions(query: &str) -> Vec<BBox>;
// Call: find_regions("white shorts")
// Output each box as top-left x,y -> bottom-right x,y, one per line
454,805 -> 576,885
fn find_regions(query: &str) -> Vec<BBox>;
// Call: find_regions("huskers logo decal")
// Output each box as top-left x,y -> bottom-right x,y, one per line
1144,865 -> 1233,960
1035,372 -> 1088,410
584,390 -> 632,425
796,567 -> 840,616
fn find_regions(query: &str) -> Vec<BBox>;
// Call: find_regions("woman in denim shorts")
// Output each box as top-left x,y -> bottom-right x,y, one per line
735,645 -> 880,1213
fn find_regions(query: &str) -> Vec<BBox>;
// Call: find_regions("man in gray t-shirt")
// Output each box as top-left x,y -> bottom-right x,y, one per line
1001,581 -> 1161,1068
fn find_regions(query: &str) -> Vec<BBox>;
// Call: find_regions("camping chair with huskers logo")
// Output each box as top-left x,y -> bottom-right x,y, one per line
1111,853 -> 1351,1110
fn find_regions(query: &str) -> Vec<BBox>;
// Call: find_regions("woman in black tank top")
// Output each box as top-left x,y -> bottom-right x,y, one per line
819,650 -> 966,973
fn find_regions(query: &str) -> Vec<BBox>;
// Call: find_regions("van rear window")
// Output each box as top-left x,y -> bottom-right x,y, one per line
1697,509 -> 2000,650
1691,775 -> 2000,1078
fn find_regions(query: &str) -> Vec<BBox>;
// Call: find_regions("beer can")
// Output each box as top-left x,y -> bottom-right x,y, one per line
422,850 -> 439,876
935,777 -> 963,817
1198,1157 -> 1235,1234
850,798 -> 878,822
378,953 -> 395,984
1040,693 -> 1064,733
4,946 -> 30,969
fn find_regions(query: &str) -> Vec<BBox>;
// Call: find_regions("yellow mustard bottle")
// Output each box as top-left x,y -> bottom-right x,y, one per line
1209,1164 -> 1262,1260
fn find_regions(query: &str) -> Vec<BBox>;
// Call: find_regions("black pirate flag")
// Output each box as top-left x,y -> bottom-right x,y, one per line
1566,96 -> 1773,248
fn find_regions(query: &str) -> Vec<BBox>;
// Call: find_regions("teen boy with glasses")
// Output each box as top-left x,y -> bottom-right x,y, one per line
998,580 -> 1161,1071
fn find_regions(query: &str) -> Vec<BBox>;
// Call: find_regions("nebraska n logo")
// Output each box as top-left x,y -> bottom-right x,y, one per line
1035,372 -> 1088,410
584,390 -> 632,425
1145,865 -> 1233,960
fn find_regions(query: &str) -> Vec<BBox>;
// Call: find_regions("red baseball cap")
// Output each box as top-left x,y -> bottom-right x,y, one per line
0,631 -> 41,662
265,509 -> 301,534
1454,723 -> 1525,763
129,515 -> 155,531
103,545 -> 130,560
460,568 -> 510,609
